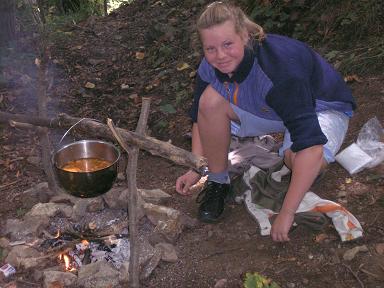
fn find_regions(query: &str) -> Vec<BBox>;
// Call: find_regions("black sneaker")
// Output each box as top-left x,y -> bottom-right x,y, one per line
196,181 -> 231,223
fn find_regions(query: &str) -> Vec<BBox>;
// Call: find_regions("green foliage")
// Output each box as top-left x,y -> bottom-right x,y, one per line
159,103 -> 177,114
16,207 -> 26,217
246,0 -> 384,74
243,272 -> 280,288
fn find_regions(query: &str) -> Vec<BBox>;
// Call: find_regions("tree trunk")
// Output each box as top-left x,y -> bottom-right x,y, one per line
0,0 -> 16,46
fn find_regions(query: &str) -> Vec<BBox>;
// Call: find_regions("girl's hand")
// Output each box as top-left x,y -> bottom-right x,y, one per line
175,170 -> 201,195
270,210 -> 295,242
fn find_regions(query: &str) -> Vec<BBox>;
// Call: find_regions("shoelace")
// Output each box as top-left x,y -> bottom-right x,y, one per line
196,183 -> 224,204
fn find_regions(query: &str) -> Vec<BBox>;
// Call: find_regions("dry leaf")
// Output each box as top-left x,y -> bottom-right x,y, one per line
121,84 -> 130,90
85,82 -> 96,89
314,233 -> 328,243
189,70 -> 196,78
345,178 -> 352,184
135,52 -> 145,60
34,58 -> 41,66
176,62 -> 190,71
344,74 -> 362,83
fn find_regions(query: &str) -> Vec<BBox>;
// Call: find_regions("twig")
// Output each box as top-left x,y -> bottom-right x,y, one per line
342,263 -> 365,288
0,179 -> 21,190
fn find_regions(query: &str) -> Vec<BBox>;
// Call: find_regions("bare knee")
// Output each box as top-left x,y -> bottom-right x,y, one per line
198,85 -> 238,121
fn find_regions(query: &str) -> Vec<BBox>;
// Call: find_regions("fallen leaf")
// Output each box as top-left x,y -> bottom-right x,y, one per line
135,52 -> 145,60
375,243 -> 384,255
121,84 -> 130,90
34,58 -> 41,66
314,233 -> 328,243
345,178 -> 352,184
145,84 -> 153,91
176,62 -> 190,71
85,82 -> 96,89
344,74 -> 362,83
189,70 -> 196,78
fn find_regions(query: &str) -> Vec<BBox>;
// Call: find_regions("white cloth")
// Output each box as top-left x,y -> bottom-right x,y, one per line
239,165 -> 363,242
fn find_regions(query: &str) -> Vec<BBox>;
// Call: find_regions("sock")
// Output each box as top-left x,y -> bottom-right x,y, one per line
208,170 -> 230,184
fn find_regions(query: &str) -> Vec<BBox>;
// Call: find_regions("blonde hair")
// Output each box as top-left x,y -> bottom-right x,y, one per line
197,1 -> 266,44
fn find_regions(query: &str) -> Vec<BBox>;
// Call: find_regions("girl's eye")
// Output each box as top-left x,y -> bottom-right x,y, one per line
205,47 -> 215,53
223,42 -> 232,48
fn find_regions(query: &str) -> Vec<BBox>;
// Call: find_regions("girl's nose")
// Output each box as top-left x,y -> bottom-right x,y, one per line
216,48 -> 226,59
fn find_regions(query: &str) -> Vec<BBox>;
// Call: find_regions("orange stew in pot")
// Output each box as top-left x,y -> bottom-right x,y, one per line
61,158 -> 112,173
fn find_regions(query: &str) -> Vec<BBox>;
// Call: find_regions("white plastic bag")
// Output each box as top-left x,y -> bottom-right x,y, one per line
336,117 -> 384,174
356,117 -> 384,168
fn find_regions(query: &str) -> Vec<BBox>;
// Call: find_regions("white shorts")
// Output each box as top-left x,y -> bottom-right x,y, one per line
230,104 -> 350,163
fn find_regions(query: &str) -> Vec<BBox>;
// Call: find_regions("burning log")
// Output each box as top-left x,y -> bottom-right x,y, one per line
0,110 -> 207,170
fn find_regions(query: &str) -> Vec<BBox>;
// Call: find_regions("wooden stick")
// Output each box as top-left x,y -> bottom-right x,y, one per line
0,111 -> 207,170
127,97 -> 151,288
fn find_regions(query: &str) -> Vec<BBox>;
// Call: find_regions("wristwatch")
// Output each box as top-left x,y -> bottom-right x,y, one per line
192,166 -> 209,176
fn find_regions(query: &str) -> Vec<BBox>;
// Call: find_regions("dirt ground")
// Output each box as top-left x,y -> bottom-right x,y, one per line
1,0 -> 384,287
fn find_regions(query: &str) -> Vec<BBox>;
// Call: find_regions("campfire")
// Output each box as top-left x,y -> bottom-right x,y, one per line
48,230 -> 130,272
1,183 -> 192,287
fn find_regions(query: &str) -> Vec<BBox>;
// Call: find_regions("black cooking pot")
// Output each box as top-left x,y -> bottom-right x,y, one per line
53,140 -> 120,198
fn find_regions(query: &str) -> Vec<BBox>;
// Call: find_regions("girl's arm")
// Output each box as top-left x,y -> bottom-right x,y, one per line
271,145 -> 324,241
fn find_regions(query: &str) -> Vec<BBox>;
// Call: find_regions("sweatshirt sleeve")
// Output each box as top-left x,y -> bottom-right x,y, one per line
266,78 -> 328,152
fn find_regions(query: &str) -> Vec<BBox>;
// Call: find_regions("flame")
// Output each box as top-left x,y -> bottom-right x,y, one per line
63,254 -> 71,270
58,253 -> 76,272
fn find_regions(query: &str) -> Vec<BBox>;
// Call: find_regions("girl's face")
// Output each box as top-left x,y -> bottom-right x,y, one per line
200,20 -> 248,75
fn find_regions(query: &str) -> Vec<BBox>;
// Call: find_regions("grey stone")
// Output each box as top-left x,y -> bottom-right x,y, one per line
155,242 -> 178,263
343,245 -> 369,261
26,202 -> 73,218
22,182 -> 52,207
0,237 -> 10,248
43,270 -> 77,288
4,216 -> 49,241
5,245 -> 42,268
102,187 -> 126,209
77,260 -> 120,288
153,219 -> 183,243
140,248 -> 162,280
86,197 -> 105,212
138,188 -> 171,204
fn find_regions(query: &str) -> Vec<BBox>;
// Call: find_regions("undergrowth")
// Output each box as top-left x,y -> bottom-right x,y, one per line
245,0 -> 384,75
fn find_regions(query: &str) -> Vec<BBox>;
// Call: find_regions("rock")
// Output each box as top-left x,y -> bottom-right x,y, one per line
214,278 -> 228,288
375,243 -> 384,255
143,202 -> 180,225
0,237 -> 10,248
26,155 -> 41,166
22,182 -> 53,207
343,245 -> 369,261
77,260 -> 120,288
4,216 -> 49,241
86,197 -> 105,213
5,245 -> 43,268
140,248 -> 162,280
138,188 -> 171,204
26,202 -> 73,218
153,219 -> 183,243
102,187 -> 126,209
155,242 -> 178,262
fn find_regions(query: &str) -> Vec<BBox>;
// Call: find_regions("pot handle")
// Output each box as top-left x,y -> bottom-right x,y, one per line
58,117 -> 104,146
58,117 -> 87,146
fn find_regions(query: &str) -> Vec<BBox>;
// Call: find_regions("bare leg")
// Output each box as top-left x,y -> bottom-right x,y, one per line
197,85 -> 238,173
